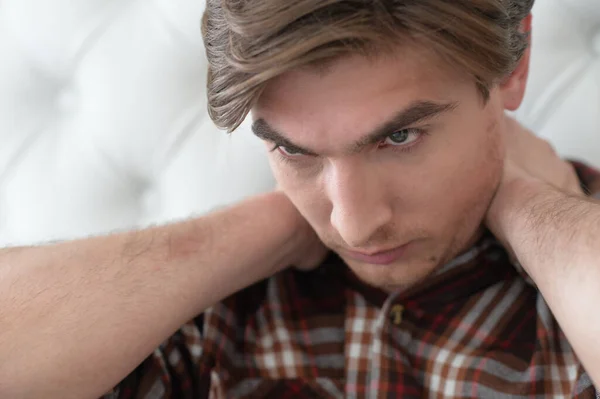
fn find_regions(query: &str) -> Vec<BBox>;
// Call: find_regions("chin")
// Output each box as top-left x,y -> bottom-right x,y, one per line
343,256 -> 440,293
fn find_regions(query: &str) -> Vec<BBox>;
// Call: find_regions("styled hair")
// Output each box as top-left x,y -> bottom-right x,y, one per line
202,0 -> 535,132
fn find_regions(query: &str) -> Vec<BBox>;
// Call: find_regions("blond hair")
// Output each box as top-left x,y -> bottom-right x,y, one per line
202,0 -> 534,132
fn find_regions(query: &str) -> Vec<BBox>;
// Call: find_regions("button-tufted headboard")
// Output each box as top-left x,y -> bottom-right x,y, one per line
515,0 -> 600,170
0,0 -> 598,246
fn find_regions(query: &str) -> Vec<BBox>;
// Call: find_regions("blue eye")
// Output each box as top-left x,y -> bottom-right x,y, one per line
383,129 -> 421,146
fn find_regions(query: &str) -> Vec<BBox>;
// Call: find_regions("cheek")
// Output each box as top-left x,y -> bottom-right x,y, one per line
405,115 -> 503,228
270,159 -> 331,227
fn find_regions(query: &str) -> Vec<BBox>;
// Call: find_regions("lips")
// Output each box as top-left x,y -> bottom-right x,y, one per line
344,243 -> 410,266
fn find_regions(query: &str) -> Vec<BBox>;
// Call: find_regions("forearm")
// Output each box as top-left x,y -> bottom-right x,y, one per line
0,191 -> 302,398
494,179 -> 600,385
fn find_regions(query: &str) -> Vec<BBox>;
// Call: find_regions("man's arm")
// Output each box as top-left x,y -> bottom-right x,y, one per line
487,117 -> 600,387
488,178 -> 600,387
0,191 -> 324,399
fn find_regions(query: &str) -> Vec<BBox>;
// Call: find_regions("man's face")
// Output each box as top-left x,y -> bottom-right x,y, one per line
253,48 -> 508,292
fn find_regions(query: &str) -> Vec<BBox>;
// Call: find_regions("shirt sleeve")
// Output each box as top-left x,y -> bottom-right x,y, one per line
101,314 -> 211,399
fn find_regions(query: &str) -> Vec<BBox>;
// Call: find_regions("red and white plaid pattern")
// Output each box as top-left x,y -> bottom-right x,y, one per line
107,162 -> 600,398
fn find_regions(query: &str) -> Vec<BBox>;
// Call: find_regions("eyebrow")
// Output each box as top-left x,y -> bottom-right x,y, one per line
252,100 -> 459,155
252,119 -> 317,156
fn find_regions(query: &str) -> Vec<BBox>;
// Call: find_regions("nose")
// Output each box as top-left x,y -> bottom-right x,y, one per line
328,161 -> 393,248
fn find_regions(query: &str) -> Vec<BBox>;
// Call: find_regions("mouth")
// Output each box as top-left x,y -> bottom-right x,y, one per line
343,243 -> 412,266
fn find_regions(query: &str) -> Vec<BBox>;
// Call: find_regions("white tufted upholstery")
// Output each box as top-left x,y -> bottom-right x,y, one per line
0,0 -> 598,246
516,0 -> 600,168
0,0 -> 275,245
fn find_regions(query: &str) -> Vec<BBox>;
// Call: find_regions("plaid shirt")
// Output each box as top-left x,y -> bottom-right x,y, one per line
106,161 -> 600,399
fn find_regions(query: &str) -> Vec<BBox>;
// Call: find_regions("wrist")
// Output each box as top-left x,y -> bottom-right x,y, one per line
488,178 -> 588,273
487,177 -> 550,245
184,191 -> 305,283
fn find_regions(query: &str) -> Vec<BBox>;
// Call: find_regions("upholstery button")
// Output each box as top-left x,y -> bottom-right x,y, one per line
390,304 -> 404,326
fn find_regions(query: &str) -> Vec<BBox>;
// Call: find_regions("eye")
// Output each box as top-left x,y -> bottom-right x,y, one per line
382,128 -> 422,147
275,145 -> 305,157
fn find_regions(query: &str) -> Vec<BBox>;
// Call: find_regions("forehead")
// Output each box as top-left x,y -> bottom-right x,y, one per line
253,47 -> 473,151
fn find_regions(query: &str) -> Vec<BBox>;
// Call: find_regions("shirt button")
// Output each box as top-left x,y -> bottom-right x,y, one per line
390,304 -> 404,326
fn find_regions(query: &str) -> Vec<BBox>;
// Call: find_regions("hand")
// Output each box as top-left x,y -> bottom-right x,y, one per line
290,220 -> 329,271
497,116 -> 582,194
486,116 -> 582,247
275,188 -> 328,271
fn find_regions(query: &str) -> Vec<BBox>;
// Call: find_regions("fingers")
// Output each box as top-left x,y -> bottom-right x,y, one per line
500,115 -> 582,195
294,240 -> 328,271
564,163 -> 585,196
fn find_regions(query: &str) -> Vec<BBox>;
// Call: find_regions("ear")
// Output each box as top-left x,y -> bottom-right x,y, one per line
500,14 -> 532,111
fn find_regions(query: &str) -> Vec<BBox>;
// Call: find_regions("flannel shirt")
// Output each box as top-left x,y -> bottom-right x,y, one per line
105,161 -> 600,399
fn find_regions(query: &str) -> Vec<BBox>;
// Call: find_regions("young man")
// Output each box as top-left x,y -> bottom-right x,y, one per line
2,0 -> 600,398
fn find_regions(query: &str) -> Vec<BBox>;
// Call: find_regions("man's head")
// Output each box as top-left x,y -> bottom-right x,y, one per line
202,0 -> 534,291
